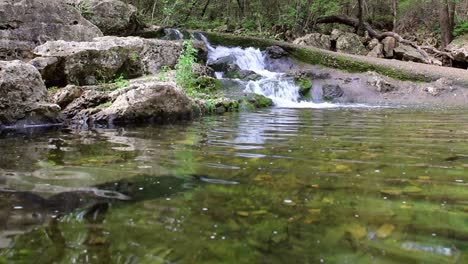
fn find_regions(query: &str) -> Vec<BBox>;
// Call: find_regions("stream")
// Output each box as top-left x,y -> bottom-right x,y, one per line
0,30 -> 468,263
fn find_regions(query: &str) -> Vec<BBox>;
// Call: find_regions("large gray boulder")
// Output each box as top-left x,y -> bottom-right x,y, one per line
0,0 -> 103,60
31,36 -> 207,86
446,35 -> 468,64
293,33 -> 331,50
91,81 -> 193,125
394,44 -> 426,63
331,29 -> 367,55
0,60 -> 61,127
78,0 -> 142,36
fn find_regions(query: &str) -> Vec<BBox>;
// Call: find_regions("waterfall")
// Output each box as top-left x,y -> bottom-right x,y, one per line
163,28 -> 185,40
197,34 -> 339,108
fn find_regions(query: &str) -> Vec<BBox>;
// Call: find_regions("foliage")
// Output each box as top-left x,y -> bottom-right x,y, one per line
97,72 -> 130,91
114,74 -> 130,89
75,0 -> 94,19
47,86 -> 59,92
129,52 -> 140,63
158,66 -> 171,81
454,21 -> 468,37
175,41 -> 198,95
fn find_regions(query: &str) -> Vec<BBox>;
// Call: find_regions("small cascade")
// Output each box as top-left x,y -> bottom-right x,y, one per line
197,34 -> 339,108
163,28 -> 185,40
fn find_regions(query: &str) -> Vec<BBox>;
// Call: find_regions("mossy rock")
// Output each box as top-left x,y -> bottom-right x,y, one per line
295,78 -> 312,97
241,93 -> 274,109
194,76 -> 222,93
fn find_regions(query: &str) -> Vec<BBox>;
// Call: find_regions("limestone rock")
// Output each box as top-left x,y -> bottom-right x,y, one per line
367,39 -> 380,50
446,35 -> 468,64
322,84 -> 344,100
33,37 -> 207,86
367,73 -> 397,93
266,46 -> 288,59
82,0 -> 142,36
381,37 -> 397,58
367,43 -> 384,58
0,60 -> 61,127
423,77 -> 454,96
192,63 -> 216,78
0,0 -> 103,60
52,85 -> 85,108
91,81 -> 193,125
207,55 -> 237,72
286,69 -> 331,80
293,33 -> 331,50
62,88 -> 110,119
331,30 -> 367,55
394,44 -> 425,63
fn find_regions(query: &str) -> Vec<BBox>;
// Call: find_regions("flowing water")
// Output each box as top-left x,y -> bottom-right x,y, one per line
1,107 -> 468,263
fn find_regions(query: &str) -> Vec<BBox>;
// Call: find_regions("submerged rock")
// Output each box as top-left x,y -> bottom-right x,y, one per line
0,0 -> 103,60
32,37 -> 207,86
0,60 -> 61,127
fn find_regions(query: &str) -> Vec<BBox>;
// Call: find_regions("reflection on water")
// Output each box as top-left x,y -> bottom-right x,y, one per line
1,107 -> 468,263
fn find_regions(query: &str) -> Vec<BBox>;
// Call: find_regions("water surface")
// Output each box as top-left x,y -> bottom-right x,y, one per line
1,107 -> 468,263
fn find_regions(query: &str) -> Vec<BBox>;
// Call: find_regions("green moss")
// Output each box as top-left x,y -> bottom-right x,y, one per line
290,48 -> 427,82
47,86 -> 59,92
295,78 -> 312,96
241,94 -> 274,109
224,71 -> 241,79
96,101 -> 112,109
194,76 -> 222,93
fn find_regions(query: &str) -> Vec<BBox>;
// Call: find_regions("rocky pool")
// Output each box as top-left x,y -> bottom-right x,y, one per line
1,106 -> 467,263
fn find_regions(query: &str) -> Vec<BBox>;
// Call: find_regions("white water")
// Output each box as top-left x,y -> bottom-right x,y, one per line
164,28 -> 185,40
196,35 -> 343,108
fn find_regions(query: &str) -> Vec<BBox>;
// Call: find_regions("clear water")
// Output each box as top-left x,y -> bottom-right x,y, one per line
1,107 -> 468,263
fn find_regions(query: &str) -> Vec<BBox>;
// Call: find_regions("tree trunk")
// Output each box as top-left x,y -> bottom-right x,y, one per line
440,0 -> 454,48
392,0 -> 398,31
201,0 -> 211,18
357,0 -> 366,36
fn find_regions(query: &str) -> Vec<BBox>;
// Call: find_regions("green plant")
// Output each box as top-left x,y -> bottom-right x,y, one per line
454,21 -> 468,37
175,41 -> 198,95
47,86 -> 59,92
97,101 -> 112,109
114,74 -> 130,89
205,100 -> 216,112
76,1 -> 94,19
129,52 -> 140,63
159,66 -> 171,81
